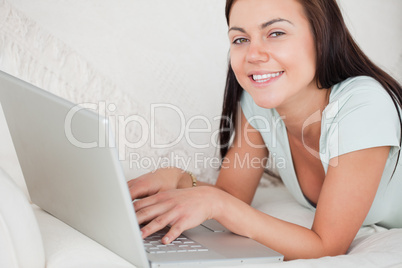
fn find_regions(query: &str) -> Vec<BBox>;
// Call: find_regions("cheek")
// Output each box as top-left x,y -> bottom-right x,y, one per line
230,54 -> 247,84
280,40 -> 316,80
298,37 -> 317,76
230,50 -> 241,72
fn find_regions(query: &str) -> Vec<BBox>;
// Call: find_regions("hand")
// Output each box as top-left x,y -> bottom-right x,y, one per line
134,186 -> 222,244
127,167 -> 184,200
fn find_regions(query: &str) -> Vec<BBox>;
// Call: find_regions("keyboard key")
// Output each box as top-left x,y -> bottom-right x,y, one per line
143,227 -> 208,254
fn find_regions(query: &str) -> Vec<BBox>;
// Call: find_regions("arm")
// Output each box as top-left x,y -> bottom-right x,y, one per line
212,146 -> 390,260
177,109 -> 268,204
134,109 -> 268,237
214,109 -> 268,204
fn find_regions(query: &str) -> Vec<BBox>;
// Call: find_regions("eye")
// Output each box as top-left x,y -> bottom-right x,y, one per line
270,31 -> 285,37
233,38 -> 249,44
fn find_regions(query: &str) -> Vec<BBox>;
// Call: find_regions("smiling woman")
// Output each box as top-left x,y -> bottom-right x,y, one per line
128,0 -> 402,260
0,0 -> 401,266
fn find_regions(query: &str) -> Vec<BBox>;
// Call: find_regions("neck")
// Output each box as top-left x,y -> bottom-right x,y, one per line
277,86 -> 331,141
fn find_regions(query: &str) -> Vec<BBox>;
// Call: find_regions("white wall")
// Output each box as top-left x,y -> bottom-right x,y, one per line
337,0 -> 402,83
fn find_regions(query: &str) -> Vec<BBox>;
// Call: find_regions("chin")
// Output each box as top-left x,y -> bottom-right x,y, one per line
253,98 -> 280,110
250,92 -> 282,110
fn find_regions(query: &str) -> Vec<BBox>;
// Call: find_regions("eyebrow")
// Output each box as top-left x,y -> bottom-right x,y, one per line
228,18 -> 293,33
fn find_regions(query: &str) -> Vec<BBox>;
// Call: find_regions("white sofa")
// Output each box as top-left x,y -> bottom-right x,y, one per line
1,0 -> 402,267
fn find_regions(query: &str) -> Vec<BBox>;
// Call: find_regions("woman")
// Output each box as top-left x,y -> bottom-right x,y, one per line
128,0 -> 402,259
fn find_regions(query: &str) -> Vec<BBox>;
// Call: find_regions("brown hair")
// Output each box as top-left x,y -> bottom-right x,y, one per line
219,0 -> 402,166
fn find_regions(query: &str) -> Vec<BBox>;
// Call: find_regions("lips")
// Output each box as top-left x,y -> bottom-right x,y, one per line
251,71 -> 284,83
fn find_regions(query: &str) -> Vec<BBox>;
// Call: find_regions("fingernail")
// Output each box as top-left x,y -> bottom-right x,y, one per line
162,236 -> 170,244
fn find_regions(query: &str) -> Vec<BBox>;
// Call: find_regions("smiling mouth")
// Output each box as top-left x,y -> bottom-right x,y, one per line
252,71 -> 284,83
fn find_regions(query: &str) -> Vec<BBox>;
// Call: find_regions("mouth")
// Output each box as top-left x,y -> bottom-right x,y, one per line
251,71 -> 284,83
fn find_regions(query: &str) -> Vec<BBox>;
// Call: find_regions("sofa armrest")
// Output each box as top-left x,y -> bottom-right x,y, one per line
0,168 -> 45,268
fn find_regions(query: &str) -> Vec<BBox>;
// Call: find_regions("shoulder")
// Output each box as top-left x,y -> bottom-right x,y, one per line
322,76 -> 401,160
330,76 -> 393,106
326,76 -> 398,121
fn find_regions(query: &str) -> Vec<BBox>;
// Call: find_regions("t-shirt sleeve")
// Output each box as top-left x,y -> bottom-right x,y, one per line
324,84 -> 401,160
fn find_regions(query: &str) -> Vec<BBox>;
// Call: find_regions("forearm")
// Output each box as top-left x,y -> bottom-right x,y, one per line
212,189 -> 332,260
247,211 -> 327,260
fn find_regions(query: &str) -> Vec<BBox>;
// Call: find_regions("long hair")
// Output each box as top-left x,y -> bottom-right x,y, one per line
219,0 -> 402,163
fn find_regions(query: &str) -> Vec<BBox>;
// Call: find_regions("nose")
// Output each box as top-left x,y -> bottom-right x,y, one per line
246,40 -> 269,63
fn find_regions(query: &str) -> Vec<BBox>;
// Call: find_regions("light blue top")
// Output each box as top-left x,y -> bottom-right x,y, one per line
240,76 -> 402,228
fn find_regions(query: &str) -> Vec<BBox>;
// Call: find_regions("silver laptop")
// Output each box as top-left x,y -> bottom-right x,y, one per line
0,70 -> 283,267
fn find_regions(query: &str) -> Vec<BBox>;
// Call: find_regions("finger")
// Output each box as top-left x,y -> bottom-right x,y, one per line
128,178 -> 154,200
133,195 -> 154,211
141,210 -> 178,240
133,191 -> 166,212
162,222 -> 185,244
136,200 -> 172,225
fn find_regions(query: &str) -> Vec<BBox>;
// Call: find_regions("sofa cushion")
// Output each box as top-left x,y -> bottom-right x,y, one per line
0,168 -> 45,268
33,206 -> 135,268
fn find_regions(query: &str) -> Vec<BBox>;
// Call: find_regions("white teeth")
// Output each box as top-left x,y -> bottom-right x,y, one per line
252,71 -> 283,82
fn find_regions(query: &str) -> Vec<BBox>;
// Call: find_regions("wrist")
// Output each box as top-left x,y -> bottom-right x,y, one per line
207,187 -> 253,239
157,167 -> 186,189
186,171 -> 197,187
207,186 -> 226,220
177,168 -> 196,189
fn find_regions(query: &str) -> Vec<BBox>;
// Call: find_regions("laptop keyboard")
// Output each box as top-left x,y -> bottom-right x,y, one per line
143,227 -> 209,254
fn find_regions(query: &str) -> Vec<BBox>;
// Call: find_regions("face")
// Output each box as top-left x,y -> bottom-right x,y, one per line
228,0 -> 318,110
